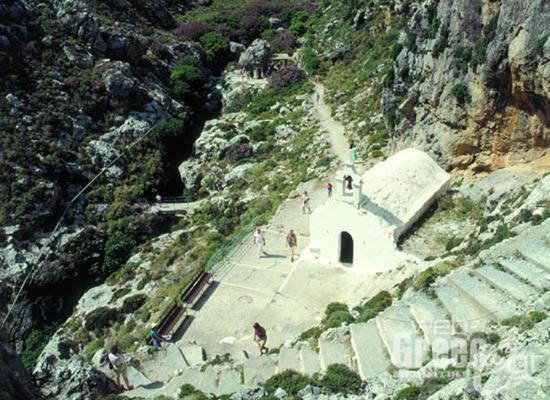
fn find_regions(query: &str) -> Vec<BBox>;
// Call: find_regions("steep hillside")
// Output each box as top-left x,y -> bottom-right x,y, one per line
303,0 -> 549,171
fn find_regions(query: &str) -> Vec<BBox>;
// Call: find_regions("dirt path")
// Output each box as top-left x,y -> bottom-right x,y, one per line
312,83 -> 350,165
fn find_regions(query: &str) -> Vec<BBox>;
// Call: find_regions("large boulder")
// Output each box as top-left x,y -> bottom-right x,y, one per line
99,60 -> 138,99
238,39 -> 271,70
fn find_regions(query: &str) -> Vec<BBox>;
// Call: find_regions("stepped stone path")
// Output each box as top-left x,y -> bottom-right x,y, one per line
125,219 -> 549,398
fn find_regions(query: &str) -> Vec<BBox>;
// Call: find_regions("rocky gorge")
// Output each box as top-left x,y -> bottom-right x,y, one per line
0,0 -> 549,399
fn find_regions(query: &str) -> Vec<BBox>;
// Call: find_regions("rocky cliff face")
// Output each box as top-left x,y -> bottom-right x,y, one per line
0,341 -> 41,400
384,0 -> 549,172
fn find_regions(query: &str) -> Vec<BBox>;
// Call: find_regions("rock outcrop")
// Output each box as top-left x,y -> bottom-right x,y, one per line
0,341 -> 41,400
384,0 -> 549,171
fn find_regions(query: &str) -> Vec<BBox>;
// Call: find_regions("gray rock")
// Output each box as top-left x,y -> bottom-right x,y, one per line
274,387 -> 287,399
238,39 -> 271,72
230,41 -> 246,57
63,45 -> 95,68
99,61 -> 137,99
298,385 -> 322,397
231,386 -> 268,400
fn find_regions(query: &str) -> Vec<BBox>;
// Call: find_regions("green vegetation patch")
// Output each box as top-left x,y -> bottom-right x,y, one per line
320,364 -> 362,394
264,370 -> 314,395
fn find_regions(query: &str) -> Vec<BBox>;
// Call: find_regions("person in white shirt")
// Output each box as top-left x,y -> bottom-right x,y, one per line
108,345 -> 134,391
253,228 -> 266,258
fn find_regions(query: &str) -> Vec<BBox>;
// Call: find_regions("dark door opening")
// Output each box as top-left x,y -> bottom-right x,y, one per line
339,231 -> 354,264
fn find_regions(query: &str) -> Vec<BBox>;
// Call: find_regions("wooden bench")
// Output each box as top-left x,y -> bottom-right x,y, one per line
146,271 -> 213,342
182,271 -> 212,306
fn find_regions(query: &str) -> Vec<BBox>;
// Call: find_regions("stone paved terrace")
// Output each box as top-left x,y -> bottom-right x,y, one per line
181,178 -> 422,360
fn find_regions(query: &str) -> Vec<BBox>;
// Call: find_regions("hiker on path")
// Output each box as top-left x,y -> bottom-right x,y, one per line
108,345 -> 134,391
350,142 -> 358,163
253,228 -> 266,258
148,325 -> 170,348
301,191 -> 312,214
315,90 -> 320,102
252,322 -> 269,355
286,229 -> 298,262
326,182 -> 333,198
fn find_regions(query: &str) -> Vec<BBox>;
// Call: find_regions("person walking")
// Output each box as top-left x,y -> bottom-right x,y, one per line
350,142 -> 358,163
253,228 -> 266,258
286,229 -> 298,262
252,322 -> 269,355
326,182 -> 333,198
301,191 -> 312,214
108,345 -> 134,391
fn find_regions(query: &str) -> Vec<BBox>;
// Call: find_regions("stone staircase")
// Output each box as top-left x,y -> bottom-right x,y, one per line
126,225 -> 549,398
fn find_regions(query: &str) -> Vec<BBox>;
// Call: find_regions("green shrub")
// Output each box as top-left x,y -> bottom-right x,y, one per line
199,31 -> 229,68
179,384 -> 197,398
451,83 -> 471,105
324,310 -> 354,329
85,307 -> 119,331
264,370 -> 313,395
122,294 -> 147,313
170,56 -> 206,99
354,291 -> 392,323
99,231 -> 137,280
301,48 -> 324,75
83,338 -> 105,361
529,310 -> 547,323
324,302 -> 349,317
299,326 -> 322,341
445,236 -> 463,251
320,364 -> 362,394
21,330 -> 49,371
414,262 -> 455,291
502,311 -> 546,332
395,377 -> 451,400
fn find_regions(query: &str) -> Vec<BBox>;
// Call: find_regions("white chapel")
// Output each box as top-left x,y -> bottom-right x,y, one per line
307,148 -> 451,273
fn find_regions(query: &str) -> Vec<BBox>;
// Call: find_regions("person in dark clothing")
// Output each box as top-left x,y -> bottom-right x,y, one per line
252,322 -> 269,355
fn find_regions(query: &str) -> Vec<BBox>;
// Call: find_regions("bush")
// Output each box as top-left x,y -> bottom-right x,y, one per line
122,294 -> 147,313
85,307 -> 119,331
170,56 -> 206,100
325,310 -> 354,329
199,31 -> 229,68
301,48 -> 323,75
264,370 -> 312,395
179,384 -> 198,398
21,330 -> 49,371
268,65 -> 307,88
414,262 -> 455,291
100,231 -> 136,279
173,22 -> 214,40
267,30 -> 297,54
451,83 -> 471,105
299,326 -> 322,341
354,291 -> 392,323
320,364 -> 362,394
395,377 -> 451,400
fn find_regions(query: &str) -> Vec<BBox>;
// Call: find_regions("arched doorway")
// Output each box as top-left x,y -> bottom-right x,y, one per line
339,231 -> 353,264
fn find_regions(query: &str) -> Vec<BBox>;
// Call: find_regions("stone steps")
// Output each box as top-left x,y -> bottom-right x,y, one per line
448,269 -> 518,321
276,346 -> 301,373
217,368 -> 242,396
349,320 -> 391,379
520,249 -> 550,274
435,284 -> 490,334
243,354 -> 276,386
474,265 -> 538,303
375,304 -> 425,369
319,339 -> 351,370
300,345 -> 321,376
406,293 -> 454,357
497,258 -> 549,291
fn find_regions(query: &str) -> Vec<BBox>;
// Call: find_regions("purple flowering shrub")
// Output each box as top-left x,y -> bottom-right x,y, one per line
173,21 -> 215,40
268,31 -> 297,54
268,65 -> 307,88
